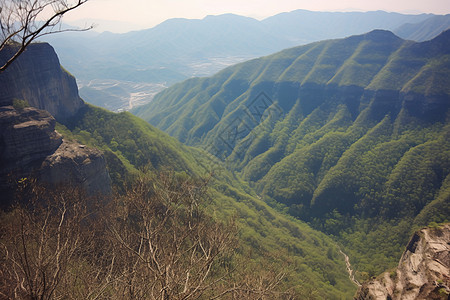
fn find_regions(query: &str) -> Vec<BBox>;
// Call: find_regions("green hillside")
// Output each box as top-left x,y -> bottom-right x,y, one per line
57,104 -> 356,298
133,30 -> 450,277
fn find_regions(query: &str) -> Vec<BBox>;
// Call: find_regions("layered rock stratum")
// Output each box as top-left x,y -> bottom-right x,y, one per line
355,224 -> 450,300
0,106 -> 111,205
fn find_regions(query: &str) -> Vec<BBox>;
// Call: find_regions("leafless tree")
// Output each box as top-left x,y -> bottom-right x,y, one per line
0,0 -> 91,72
210,262 -> 297,300
106,172 -> 298,299
0,174 -> 297,299
0,180 -> 112,299
106,172 -> 240,299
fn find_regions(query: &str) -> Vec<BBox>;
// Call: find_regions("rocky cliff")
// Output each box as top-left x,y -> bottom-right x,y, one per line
355,224 -> 450,300
0,106 -> 62,174
0,43 -> 85,122
0,106 -> 111,206
0,42 -> 112,206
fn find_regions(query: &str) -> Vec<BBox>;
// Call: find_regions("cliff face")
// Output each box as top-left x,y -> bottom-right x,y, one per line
355,224 -> 450,300
0,106 -> 111,206
0,43 -> 85,122
0,43 -> 111,205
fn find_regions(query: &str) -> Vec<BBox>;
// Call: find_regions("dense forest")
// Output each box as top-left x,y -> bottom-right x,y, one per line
134,30 -> 450,277
45,104 -> 356,298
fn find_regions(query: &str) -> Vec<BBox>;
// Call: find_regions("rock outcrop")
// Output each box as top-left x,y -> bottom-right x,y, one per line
0,106 -> 62,174
40,140 -> 112,196
0,106 -> 111,206
355,224 -> 450,300
0,43 -> 85,122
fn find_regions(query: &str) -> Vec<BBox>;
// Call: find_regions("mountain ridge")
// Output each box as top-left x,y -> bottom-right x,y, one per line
395,14 -> 450,42
135,29 -> 449,142
44,10 -> 450,112
133,29 -> 450,275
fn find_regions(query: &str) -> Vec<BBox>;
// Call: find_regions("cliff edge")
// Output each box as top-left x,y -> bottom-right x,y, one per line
0,106 -> 111,206
355,223 -> 450,300
0,43 -> 85,122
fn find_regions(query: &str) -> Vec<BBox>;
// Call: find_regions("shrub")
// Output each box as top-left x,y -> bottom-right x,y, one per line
12,98 -> 29,110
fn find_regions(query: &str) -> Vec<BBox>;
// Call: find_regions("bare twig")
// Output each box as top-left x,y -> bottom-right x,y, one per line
0,0 -> 92,72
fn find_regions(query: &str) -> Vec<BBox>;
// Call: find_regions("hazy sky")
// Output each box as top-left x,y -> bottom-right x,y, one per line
63,0 -> 450,33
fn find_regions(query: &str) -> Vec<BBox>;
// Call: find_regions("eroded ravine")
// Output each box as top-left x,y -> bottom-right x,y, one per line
340,249 -> 361,287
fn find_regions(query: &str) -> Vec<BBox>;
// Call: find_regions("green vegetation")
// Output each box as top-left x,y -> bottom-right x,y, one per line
56,104 -> 356,298
12,98 -> 29,110
132,30 -> 450,278
4,26 -> 450,298
9,28 -> 444,297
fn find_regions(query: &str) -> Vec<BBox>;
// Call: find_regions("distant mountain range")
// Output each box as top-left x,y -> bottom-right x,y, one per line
133,29 -> 450,274
44,10 -> 450,111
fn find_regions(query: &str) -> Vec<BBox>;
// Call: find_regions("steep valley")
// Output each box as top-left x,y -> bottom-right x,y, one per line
0,42 -> 357,298
0,25 -> 449,299
134,29 -> 450,277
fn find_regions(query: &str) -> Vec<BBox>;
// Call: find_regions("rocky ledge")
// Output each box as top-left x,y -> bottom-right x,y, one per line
40,140 -> 112,196
355,223 -> 450,300
0,106 -> 111,206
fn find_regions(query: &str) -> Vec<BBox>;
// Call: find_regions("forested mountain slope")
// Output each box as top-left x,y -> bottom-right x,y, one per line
134,29 -> 450,276
44,10 -> 449,112
0,42 -> 357,298
57,104 -> 356,298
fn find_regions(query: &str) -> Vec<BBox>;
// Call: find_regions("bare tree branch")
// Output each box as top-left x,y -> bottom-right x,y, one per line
0,174 -> 297,299
0,0 -> 92,72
